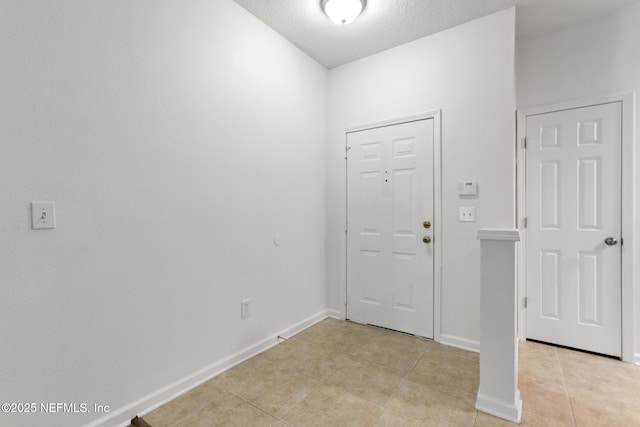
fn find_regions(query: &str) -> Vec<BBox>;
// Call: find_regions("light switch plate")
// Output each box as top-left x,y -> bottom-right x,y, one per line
31,202 -> 56,229
459,206 -> 476,222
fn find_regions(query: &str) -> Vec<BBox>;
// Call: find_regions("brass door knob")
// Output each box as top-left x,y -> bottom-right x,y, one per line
423,236 -> 432,244
423,221 -> 431,229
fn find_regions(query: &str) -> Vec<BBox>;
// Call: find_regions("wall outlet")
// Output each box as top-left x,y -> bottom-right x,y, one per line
459,206 -> 476,222
241,299 -> 250,319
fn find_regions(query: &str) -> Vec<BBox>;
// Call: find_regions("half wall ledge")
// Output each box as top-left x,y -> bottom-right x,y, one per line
476,228 -> 522,423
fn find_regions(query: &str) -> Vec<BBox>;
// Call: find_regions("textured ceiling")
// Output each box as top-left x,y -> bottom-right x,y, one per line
233,0 -> 640,69
515,0 -> 640,38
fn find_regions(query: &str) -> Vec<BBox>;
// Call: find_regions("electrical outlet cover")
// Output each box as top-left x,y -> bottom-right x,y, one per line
241,299 -> 250,319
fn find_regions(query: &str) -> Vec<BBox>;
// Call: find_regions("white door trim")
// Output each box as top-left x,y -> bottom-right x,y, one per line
517,93 -> 637,363
342,110 -> 442,342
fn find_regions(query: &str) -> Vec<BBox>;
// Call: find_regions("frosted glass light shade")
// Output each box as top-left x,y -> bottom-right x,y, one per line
323,0 -> 364,25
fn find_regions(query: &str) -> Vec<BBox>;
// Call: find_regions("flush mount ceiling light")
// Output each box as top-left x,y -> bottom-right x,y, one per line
322,0 -> 365,25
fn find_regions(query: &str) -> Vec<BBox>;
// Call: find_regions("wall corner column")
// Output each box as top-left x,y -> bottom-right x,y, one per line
475,228 -> 522,423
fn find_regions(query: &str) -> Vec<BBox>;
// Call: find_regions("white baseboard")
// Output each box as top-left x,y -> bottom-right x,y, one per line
635,353 -> 640,366
439,334 -> 480,353
475,390 -> 522,423
84,309 -> 333,427
326,309 -> 342,319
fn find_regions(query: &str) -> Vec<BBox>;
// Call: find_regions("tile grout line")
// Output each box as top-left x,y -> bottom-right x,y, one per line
154,383 -> 230,427
371,344 -> 432,425
154,322 -> 638,427
263,324 -> 341,426
556,349 -> 579,427
332,324 -> 421,425
154,320 -> 503,426
225,384 -> 295,426
472,411 -> 480,426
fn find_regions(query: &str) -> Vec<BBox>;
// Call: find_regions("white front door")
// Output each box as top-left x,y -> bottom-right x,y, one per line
525,102 -> 622,357
346,119 -> 434,338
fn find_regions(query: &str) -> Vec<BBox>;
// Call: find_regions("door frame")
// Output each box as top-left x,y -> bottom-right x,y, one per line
516,93 -> 637,363
342,110 -> 443,341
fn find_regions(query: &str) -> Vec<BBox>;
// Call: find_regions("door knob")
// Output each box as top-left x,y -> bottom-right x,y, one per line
604,237 -> 618,246
423,236 -> 432,244
423,221 -> 431,229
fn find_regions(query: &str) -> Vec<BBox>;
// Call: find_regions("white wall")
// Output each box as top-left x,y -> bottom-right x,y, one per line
517,2 -> 640,362
0,1 -> 327,426
326,9 -> 516,350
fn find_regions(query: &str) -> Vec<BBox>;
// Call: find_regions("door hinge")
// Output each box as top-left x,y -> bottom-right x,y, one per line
523,137 -> 528,149
522,217 -> 527,228
344,221 -> 348,233
524,297 -> 528,309
345,146 -> 351,160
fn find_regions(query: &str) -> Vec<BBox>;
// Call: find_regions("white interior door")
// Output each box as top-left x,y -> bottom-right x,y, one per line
346,119 -> 434,338
525,102 -> 622,357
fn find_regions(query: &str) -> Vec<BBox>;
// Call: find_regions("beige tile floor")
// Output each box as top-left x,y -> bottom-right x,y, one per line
143,318 -> 640,426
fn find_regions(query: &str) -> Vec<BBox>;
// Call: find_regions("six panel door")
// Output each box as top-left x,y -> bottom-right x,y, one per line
525,102 -> 622,357
346,119 -> 434,338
